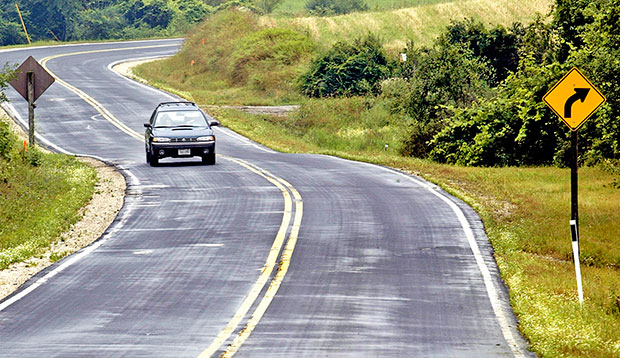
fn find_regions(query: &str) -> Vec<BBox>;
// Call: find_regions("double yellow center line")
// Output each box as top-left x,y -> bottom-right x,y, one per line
41,45 -> 304,358
200,156 -> 303,358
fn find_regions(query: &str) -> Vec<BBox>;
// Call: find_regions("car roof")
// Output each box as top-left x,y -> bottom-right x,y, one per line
156,102 -> 201,112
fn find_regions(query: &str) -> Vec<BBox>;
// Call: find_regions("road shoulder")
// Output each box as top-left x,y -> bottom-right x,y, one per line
0,110 -> 126,300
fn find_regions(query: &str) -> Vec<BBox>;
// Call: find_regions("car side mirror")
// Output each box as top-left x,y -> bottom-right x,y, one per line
209,119 -> 220,127
144,123 -> 152,128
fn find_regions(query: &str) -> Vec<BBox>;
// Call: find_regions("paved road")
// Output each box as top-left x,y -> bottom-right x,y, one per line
0,40 -> 532,357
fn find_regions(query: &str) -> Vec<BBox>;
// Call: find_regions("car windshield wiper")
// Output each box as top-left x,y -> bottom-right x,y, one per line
174,125 -> 200,128
154,125 -> 172,128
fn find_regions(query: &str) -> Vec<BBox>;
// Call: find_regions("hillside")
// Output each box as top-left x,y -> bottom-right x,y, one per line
271,0 -> 552,50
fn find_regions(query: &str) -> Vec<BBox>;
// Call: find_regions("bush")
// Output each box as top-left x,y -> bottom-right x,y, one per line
0,120 -> 16,160
427,0 -> 620,166
0,19 -> 26,46
445,19 -> 524,85
385,38 -> 493,157
305,0 -> 368,16
299,34 -> 392,98
0,62 -> 15,103
231,28 -> 315,85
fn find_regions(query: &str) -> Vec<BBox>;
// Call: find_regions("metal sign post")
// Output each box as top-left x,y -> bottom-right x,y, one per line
543,67 -> 606,305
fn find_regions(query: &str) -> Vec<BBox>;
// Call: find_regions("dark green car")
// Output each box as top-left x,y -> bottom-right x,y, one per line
144,102 -> 219,166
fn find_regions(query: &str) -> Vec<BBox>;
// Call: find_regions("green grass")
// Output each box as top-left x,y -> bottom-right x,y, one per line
0,116 -> 96,269
134,10 -> 314,106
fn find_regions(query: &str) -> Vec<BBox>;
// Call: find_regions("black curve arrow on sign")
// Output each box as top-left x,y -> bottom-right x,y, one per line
564,88 -> 590,118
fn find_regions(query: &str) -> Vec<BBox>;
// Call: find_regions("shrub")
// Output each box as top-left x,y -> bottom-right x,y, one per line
299,34 -> 392,98
305,0 -> 368,16
427,0 -> 620,166
386,39 -> 493,157
0,62 -> 15,103
231,28 -> 315,85
0,120 -> 16,160
445,19 -> 524,85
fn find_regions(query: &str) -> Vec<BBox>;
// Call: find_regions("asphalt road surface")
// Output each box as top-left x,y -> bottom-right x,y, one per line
0,39 -> 533,357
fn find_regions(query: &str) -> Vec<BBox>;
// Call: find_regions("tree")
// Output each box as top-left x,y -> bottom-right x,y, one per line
0,63 -> 16,103
23,0 -> 80,41
254,0 -> 283,14
305,0 -> 368,16
445,19 -> 524,86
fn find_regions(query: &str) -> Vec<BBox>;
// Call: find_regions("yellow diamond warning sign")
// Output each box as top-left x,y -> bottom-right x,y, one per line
543,67 -> 606,131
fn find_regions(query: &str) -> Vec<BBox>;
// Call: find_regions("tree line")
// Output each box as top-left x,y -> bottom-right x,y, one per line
0,0 -> 287,46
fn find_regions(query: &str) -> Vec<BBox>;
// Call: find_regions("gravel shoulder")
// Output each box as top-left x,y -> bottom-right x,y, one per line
0,110 -> 126,301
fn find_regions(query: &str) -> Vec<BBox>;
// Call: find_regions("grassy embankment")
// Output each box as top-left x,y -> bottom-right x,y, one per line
0,115 -> 96,269
135,2 -> 620,357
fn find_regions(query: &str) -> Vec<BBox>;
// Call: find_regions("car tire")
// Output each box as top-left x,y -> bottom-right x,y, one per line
146,150 -> 151,164
202,153 -> 215,165
150,151 -> 159,166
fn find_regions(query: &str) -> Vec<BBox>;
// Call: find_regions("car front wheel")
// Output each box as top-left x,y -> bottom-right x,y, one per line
149,151 -> 159,166
202,152 -> 215,165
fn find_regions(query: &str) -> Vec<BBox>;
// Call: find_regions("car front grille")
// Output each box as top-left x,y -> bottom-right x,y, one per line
170,138 -> 198,143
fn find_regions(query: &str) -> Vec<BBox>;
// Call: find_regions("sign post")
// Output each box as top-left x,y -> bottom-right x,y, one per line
543,67 -> 606,305
8,56 -> 55,147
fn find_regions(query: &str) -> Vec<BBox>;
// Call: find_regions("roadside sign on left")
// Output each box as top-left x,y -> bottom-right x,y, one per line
8,56 -> 55,146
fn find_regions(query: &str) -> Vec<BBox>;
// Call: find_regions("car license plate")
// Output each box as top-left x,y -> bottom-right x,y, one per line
178,149 -> 191,156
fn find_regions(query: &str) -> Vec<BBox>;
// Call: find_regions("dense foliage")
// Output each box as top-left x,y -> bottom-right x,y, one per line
304,0 -> 368,16
0,63 -> 16,103
299,35 -> 391,97
427,0 -> 620,166
297,0 -> 619,167
0,0 -> 282,46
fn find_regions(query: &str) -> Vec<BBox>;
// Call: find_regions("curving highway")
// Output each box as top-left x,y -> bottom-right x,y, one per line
0,39 -> 532,357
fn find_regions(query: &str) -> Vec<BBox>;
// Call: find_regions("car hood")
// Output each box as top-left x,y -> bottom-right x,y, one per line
152,127 -> 214,138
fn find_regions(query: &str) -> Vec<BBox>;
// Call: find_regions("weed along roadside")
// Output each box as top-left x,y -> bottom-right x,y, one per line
0,109 -> 125,301
133,2 -> 620,356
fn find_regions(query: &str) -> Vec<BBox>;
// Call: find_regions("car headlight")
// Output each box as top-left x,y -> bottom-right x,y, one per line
152,137 -> 171,142
197,136 -> 215,142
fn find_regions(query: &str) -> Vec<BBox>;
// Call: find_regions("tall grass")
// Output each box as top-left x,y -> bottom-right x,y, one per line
0,117 -> 96,269
134,10 -> 315,106
270,0 -> 552,50
273,0 -> 480,17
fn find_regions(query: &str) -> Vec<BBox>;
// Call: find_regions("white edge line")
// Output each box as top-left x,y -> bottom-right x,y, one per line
319,154 -> 527,358
0,38 -> 184,54
107,57 -> 178,100
0,102 -> 141,312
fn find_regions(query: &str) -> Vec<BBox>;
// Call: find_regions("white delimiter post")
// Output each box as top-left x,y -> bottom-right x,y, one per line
570,220 -> 584,304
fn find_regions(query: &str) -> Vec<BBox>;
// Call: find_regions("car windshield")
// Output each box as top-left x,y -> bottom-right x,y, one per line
154,110 -> 208,128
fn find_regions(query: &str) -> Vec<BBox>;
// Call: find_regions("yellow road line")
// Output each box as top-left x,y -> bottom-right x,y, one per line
197,155 -> 294,358
39,46 -> 176,141
219,167 -> 303,358
40,45 -> 304,358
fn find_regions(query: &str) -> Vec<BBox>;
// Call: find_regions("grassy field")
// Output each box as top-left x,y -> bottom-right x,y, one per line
269,0 -> 552,50
0,115 -> 96,270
